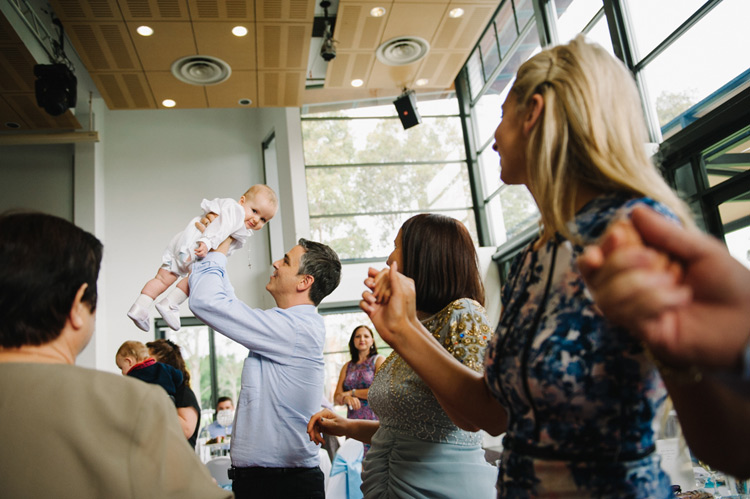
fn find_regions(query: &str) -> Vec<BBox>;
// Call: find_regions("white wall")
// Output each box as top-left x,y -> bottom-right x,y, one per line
99,106 -> 270,372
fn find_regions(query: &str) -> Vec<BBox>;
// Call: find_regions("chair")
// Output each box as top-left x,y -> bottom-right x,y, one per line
319,447 -> 332,491
205,456 -> 232,488
326,438 -> 364,499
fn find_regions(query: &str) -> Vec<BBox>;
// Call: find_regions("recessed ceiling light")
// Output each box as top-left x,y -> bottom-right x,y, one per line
162,99 -> 176,108
232,26 -> 248,37
370,7 -> 386,17
448,8 -> 464,18
351,79 -> 364,87
136,25 -> 154,36
416,78 -> 428,86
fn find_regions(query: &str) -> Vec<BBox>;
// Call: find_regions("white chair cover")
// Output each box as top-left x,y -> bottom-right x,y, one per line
319,447 -> 332,491
326,438 -> 364,499
205,456 -> 232,488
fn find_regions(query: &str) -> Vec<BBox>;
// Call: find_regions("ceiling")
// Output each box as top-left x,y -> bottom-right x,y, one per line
0,0 -> 499,132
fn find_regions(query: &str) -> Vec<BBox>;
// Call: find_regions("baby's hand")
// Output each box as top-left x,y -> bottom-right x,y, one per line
195,241 -> 208,258
373,268 -> 392,304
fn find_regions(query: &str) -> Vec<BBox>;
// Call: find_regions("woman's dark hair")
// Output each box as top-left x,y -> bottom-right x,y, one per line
348,325 -> 378,364
147,339 -> 191,386
0,212 -> 102,348
400,214 -> 484,314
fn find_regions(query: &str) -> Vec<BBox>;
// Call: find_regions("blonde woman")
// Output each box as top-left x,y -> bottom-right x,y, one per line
360,36 -> 692,498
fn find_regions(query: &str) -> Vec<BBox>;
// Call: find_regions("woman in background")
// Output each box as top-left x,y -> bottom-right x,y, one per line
333,325 -> 385,421
148,338 -> 201,448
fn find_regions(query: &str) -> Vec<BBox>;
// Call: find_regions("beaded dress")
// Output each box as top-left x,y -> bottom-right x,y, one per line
364,298 -> 498,498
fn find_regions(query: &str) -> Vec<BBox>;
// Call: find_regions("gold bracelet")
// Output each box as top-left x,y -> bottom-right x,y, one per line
645,348 -> 704,384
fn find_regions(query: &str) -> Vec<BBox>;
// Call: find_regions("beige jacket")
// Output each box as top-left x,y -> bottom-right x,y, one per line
0,362 -> 232,499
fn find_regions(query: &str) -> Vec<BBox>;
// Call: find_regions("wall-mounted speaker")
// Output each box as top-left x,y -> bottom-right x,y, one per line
34,64 -> 77,116
393,90 -> 421,130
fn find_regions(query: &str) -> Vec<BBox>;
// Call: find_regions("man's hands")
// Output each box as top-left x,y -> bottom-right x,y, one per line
193,212 -> 232,255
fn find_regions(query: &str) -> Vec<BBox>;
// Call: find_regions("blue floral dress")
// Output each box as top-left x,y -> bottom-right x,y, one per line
484,194 -> 675,498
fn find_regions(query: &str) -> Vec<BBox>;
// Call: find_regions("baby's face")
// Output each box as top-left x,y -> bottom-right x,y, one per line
240,192 -> 277,231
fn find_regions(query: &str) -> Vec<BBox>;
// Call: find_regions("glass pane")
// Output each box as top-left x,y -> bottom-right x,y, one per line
584,13 -> 614,56
702,126 -> 750,188
166,326 -> 211,410
555,0 -> 602,43
320,311 -> 392,411
311,209 -> 478,260
497,0 -> 519,56
626,0 -> 705,60
307,162 -> 472,216
725,223 -> 750,270
673,162 -> 698,197
473,76 -> 511,149
514,0 -> 536,30
213,333 -> 246,408
480,27 -> 501,82
498,184 -> 539,240
640,0 -> 750,132
303,115 -> 465,166
479,143 -> 502,198
467,48 -> 485,99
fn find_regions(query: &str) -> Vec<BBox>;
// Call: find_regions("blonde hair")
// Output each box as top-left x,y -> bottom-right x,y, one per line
116,340 -> 149,362
243,184 -> 278,208
510,35 -> 693,244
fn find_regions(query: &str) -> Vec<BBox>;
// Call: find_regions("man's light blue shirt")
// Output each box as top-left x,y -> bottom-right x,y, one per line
189,253 -> 325,468
207,420 -> 232,439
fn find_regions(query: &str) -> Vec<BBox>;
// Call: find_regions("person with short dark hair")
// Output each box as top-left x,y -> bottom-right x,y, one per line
190,232 -> 341,499
0,212 -> 229,499
207,396 -> 235,439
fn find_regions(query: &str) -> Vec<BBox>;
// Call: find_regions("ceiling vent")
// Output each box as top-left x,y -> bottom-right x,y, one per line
171,56 -> 232,86
375,37 -> 430,66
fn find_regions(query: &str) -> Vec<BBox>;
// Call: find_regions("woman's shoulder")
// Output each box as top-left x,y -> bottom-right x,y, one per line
574,194 -> 677,242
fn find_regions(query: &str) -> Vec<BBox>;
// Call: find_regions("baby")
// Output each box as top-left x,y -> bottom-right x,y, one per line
127,184 -> 278,332
115,340 -> 183,401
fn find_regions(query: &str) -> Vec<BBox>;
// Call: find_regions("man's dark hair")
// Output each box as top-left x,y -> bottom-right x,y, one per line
216,396 -> 233,409
297,238 -> 341,306
400,213 -> 485,314
0,212 -> 102,348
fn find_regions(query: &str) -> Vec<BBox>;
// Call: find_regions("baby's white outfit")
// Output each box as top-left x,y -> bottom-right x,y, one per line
161,197 -> 252,276
128,197 -> 252,332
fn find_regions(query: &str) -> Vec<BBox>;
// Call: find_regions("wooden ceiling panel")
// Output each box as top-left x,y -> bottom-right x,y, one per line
3,93 -> 81,129
334,2 -> 390,51
0,44 -> 36,93
66,22 -> 141,71
256,23 -> 312,70
205,70 -> 257,107
324,51 -> 374,88
147,71 -> 208,108
255,0 -> 315,22
257,70 -> 304,106
0,95 -> 30,129
119,0 -> 191,21
90,71 -> 156,108
381,3 -> 446,42
431,4 -> 495,50
193,22 -> 256,70
415,50 -> 465,87
126,21 -> 197,70
48,0 -> 123,21
187,0 -> 255,20
367,59 -> 419,89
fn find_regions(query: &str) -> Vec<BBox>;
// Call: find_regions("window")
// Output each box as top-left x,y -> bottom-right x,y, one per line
302,95 -> 475,261
156,318 -> 245,420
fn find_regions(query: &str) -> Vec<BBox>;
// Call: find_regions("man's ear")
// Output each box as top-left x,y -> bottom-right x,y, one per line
69,283 -> 89,329
297,274 -> 314,293
523,93 -> 544,136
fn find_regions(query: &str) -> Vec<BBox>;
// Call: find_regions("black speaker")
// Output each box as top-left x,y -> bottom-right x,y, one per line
34,64 -> 77,116
393,90 -> 421,130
